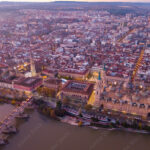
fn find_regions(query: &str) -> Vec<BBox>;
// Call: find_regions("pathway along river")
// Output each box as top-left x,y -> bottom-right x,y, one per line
0,104 -> 150,150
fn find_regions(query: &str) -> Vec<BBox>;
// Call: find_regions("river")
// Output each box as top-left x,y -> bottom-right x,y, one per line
0,104 -> 150,150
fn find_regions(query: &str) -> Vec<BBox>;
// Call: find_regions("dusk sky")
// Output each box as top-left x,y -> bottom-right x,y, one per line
0,0 -> 150,2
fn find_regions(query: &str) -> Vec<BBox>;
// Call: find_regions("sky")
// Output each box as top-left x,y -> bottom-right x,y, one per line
0,0 -> 150,2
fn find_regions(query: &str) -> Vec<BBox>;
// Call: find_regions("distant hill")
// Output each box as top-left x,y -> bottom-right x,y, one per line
0,1 -> 150,16
53,1 -> 150,5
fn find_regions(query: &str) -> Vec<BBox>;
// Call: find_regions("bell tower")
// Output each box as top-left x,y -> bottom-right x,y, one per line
101,64 -> 107,88
30,54 -> 36,77
94,71 -> 104,106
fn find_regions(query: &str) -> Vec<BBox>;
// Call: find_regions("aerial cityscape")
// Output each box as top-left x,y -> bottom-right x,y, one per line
0,1 -> 149,150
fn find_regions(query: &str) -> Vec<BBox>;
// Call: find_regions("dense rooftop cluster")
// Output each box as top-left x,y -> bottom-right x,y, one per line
0,9 -> 150,84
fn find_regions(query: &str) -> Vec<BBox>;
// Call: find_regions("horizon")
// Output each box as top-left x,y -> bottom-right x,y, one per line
0,0 -> 150,3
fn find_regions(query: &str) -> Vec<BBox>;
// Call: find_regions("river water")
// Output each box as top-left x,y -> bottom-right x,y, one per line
0,104 -> 150,150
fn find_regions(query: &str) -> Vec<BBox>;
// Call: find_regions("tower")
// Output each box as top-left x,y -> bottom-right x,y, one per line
101,64 -> 107,88
30,55 -> 36,77
94,71 -> 104,106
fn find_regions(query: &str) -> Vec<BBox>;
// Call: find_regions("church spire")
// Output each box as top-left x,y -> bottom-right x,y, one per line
30,53 -> 36,77
94,70 -> 103,107
103,64 -> 106,71
98,71 -> 101,80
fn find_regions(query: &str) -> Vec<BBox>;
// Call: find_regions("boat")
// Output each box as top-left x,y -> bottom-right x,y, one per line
82,113 -> 93,119
98,120 -> 110,126
61,116 -> 78,126
15,113 -> 30,119
77,118 -> 91,126
65,108 -> 79,116
82,121 -> 91,126
2,126 -> 17,134
90,126 -> 99,130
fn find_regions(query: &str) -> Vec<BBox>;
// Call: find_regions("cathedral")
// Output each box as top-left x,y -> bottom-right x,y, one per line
94,66 -> 106,107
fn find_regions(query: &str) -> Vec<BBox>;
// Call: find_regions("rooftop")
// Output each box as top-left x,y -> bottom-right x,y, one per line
61,80 -> 94,96
44,78 -> 62,85
14,77 -> 42,87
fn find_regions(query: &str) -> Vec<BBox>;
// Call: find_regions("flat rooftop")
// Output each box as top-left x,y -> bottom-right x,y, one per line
61,80 -> 94,96
44,78 -> 62,85
14,77 -> 42,87
67,82 -> 87,91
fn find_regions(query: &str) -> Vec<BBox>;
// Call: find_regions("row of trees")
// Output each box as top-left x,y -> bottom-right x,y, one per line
35,98 -> 150,132
0,88 -> 27,101
37,87 -> 56,98
62,96 -> 94,112
35,99 -> 66,119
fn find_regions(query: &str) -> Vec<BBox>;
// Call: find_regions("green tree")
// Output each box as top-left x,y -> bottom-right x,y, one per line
50,109 -> 56,118
56,101 -> 62,110
84,104 -> 92,111
87,72 -> 93,79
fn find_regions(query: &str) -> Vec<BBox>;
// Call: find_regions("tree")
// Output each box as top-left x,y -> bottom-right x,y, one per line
138,122 -> 142,130
78,121 -> 83,127
48,89 -> 56,98
91,117 -> 99,122
50,109 -> 56,118
62,96 -> 70,105
37,87 -> 42,95
132,120 -> 138,129
122,121 -> 129,128
84,104 -> 92,111
11,100 -> 16,105
87,72 -> 93,79
42,108 -> 47,115
37,87 -> 56,98
56,101 -> 62,110
0,99 -> 3,102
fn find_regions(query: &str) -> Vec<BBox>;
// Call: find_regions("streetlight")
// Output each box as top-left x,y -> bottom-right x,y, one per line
114,81 -> 117,85
140,85 -> 143,89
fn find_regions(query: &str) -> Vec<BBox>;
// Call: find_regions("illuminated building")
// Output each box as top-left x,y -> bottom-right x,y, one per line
94,71 -> 105,106
44,78 -> 62,91
60,80 -> 94,103
58,69 -> 89,80
30,56 -> 36,77
13,77 -> 42,92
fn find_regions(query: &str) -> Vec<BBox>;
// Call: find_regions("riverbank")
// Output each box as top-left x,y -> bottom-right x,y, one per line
60,115 -> 150,134
3,110 -> 150,150
34,99 -> 150,135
